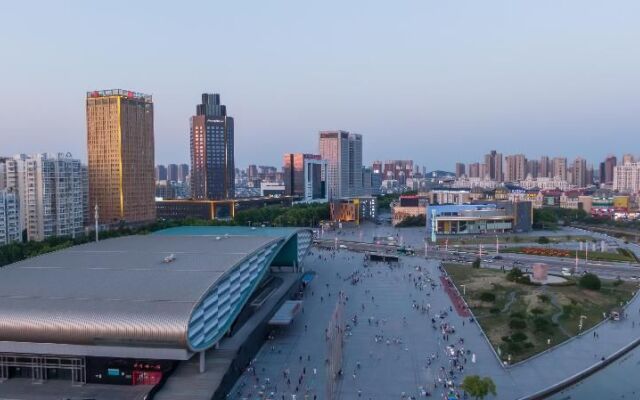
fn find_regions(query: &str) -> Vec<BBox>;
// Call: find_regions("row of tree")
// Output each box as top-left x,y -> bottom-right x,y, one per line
0,203 -> 330,268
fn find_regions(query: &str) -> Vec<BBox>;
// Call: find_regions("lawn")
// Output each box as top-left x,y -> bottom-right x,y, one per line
501,246 -> 637,263
443,263 -> 637,363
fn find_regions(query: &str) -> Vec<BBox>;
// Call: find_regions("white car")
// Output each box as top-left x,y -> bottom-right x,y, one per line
339,244 -> 347,249
561,268 -> 572,277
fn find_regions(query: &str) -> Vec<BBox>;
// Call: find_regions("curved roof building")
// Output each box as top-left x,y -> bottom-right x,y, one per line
0,226 -> 312,360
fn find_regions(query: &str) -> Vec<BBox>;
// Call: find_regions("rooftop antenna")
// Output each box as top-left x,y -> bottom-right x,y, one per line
94,204 -> 99,242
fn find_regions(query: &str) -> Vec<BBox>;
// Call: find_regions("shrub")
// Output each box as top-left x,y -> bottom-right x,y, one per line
489,307 -> 501,314
537,236 -> 550,244
480,292 -> 496,302
510,311 -> 525,319
537,294 -> 550,303
530,307 -> 544,315
509,318 -> 527,330
579,273 -> 601,291
472,257 -> 481,269
533,317 -> 552,333
506,267 -> 523,282
511,332 -> 527,342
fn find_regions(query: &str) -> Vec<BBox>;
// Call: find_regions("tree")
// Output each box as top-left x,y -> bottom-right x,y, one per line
579,273 -> 601,291
537,236 -> 550,244
461,375 -> 497,400
472,257 -> 481,269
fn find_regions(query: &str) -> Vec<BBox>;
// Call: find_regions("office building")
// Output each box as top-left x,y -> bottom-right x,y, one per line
613,163 -> 640,194
0,188 -> 20,246
5,153 -> 85,241
190,93 -> 235,200
283,153 -> 327,203
86,89 -> 156,225
319,130 -> 363,199
155,165 -> 167,181
167,164 -> 178,182
177,164 -> 189,182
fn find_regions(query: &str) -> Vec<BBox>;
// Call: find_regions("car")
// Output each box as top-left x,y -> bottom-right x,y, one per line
561,268 -> 572,277
339,244 -> 347,249
493,255 -> 503,260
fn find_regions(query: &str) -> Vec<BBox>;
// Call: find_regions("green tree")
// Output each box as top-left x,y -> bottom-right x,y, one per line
461,375 -> 497,400
579,273 -> 601,291
472,257 -> 481,269
537,236 -> 550,244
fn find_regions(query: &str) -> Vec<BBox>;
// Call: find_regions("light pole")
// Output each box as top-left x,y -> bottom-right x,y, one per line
578,315 -> 587,333
460,284 -> 466,296
496,235 -> 499,254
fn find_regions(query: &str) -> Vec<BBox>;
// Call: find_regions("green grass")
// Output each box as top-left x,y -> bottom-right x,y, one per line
443,263 -> 636,363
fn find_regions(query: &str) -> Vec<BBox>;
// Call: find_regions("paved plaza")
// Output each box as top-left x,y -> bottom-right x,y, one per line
228,241 -> 640,399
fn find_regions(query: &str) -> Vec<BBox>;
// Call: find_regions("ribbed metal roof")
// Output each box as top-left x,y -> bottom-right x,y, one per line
0,234 -> 281,350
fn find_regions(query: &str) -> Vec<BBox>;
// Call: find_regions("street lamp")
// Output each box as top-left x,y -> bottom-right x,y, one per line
460,284 -> 466,296
578,315 -> 587,333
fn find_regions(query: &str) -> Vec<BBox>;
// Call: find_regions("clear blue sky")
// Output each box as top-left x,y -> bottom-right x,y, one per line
1,1 -> 639,170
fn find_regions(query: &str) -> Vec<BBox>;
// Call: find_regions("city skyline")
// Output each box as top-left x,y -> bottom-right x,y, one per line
2,1 -> 639,168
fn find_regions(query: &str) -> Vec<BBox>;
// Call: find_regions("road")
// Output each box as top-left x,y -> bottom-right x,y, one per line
315,233 -> 640,281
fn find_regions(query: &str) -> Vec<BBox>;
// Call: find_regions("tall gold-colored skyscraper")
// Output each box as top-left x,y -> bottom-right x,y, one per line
86,89 -> 155,225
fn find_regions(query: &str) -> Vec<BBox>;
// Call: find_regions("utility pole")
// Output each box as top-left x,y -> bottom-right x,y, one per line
94,204 -> 99,243
496,235 -> 499,254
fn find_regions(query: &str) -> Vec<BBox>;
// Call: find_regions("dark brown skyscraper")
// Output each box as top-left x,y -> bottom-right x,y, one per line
86,89 -> 155,225
190,94 -> 235,200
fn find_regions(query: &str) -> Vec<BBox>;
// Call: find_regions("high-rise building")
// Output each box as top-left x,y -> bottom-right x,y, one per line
552,157 -> 567,180
5,153 -> 86,241
348,134 -> 363,195
622,154 -> 636,165
613,163 -> 640,193
484,150 -> 503,181
319,130 -> 363,199
190,93 -> 235,200
455,163 -> 466,178
0,188 -> 20,246
539,156 -> 550,178
247,165 -> 259,180
527,159 -> 539,179
167,164 -> 179,182
374,160 -> 414,184
155,165 -> 167,181
177,164 -> 189,182
86,89 -> 155,225
572,157 -> 588,187
602,155 -> 617,185
467,162 -> 480,178
504,154 -> 527,182
283,153 -> 328,202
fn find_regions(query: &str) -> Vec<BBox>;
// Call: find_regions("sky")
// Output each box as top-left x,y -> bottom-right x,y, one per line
1,1 -> 639,170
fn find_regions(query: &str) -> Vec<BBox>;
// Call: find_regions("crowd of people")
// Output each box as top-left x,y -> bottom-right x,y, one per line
229,246 -> 479,400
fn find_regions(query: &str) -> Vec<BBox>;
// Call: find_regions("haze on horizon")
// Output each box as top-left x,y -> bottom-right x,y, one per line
1,1 -> 639,169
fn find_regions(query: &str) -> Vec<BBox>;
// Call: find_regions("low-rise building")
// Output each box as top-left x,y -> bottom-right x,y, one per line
426,202 -> 532,242
391,195 -> 428,226
330,197 -> 377,224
